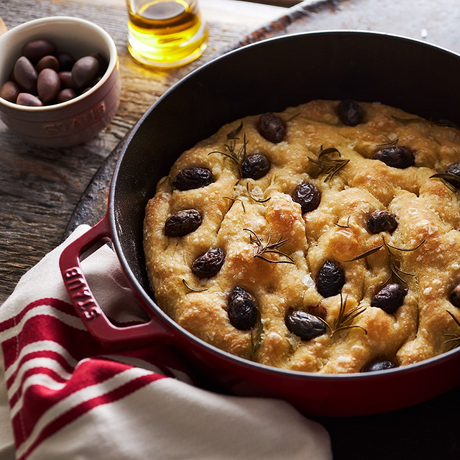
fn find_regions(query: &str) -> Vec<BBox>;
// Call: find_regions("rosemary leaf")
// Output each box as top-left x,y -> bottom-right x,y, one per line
335,216 -> 351,229
323,293 -> 368,337
393,115 -> 459,129
318,147 -> 341,159
376,137 -> 399,148
445,311 -> 460,351
392,266 -> 415,277
227,121 -> 243,139
309,146 -> 349,185
223,196 -> 246,212
433,119 -> 460,129
182,279 -> 207,293
392,116 -> 423,124
286,112 -> 301,122
385,238 -> 426,252
387,269 -> 407,286
208,124 -> 247,176
246,182 -> 271,203
343,244 -> 384,262
447,310 -> 460,327
430,173 -> 459,193
244,228 -> 295,265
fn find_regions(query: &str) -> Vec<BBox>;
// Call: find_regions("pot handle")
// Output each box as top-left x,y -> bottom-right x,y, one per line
59,215 -> 175,350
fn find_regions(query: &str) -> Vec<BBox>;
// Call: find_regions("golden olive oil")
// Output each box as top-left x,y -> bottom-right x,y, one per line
126,0 -> 208,68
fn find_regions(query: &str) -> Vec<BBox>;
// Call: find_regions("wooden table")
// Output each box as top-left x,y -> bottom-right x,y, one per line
0,0 -> 287,304
2,1 -> 460,459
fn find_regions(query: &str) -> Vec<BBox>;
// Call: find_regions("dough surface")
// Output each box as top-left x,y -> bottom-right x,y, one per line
143,100 -> 460,373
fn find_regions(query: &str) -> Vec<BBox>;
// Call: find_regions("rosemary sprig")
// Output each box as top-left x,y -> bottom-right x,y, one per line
227,121 -> 244,139
334,216 -> 351,229
223,196 -> 246,212
308,147 -> 349,185
208,122 -> 247,176
429,173 -> 458,193
376,136 -> 399,148
433,119 -> 460,129
392,115 -> 459,130
444,310 -> 460,351
320,292 -> 367,337
392,116 -> 423,125
286,112 -> 300,122
344,237 -> 426,285
246,182 -> 271,203
244,228 -> 295,265
182,279 -> 208,293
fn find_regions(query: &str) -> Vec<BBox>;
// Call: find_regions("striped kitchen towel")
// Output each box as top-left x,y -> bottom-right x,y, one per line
0,225 -> 331,460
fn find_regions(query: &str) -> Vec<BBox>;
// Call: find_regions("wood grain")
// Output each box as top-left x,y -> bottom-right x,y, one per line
0,0 -> 283,303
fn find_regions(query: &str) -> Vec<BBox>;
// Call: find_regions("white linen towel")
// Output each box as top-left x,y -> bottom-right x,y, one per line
0,225 -> 332,460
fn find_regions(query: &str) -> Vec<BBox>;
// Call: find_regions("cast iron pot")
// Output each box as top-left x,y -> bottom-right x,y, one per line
60,31 -> 460,417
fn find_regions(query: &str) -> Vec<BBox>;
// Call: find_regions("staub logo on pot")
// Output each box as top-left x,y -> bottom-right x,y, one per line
63,267 -> 101,320
43,102 -> 106,135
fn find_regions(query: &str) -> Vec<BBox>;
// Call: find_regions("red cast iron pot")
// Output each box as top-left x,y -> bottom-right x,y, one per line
60,31 -> 460,417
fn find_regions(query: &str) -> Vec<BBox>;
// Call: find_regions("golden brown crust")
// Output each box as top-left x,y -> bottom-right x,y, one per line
143,100 -> 460,373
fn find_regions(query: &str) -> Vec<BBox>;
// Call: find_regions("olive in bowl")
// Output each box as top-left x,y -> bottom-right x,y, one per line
0,16 -> 121,148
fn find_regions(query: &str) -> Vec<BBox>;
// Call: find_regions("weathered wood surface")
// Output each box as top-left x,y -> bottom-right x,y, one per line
0,0 -> 286,303
277,0 -> 460,53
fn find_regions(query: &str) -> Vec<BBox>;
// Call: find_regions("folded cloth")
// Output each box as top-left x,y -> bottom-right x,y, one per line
0,225 -> 332,460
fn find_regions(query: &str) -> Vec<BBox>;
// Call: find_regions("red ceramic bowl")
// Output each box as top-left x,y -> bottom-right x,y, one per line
60,31 -> 460,417
0,16 -> 121,148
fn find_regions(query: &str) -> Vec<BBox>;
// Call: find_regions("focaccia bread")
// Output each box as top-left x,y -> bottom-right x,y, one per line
143,99 -> 460,374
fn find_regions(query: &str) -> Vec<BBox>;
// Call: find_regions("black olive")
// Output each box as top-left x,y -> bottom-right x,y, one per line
164,209 -> 202,237
241,153 -> 270,180
371,284 -> 408,314
317,260 -> 345,298
192,248 -> 225,279
374,146 -> 415,169
444,162 -> 460,188
338,99 -> 363,126
257,113 -> 286,143
286,310 -> 326,341
367,210 -> 398,234
292,181 -> 321,214
449,284 -> 460,308
228,286 -> 258,330
363,360 -> 397,372
172,167 -> 213,190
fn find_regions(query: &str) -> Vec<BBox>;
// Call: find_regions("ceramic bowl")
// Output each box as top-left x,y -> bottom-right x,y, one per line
0,16 -> 121,148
